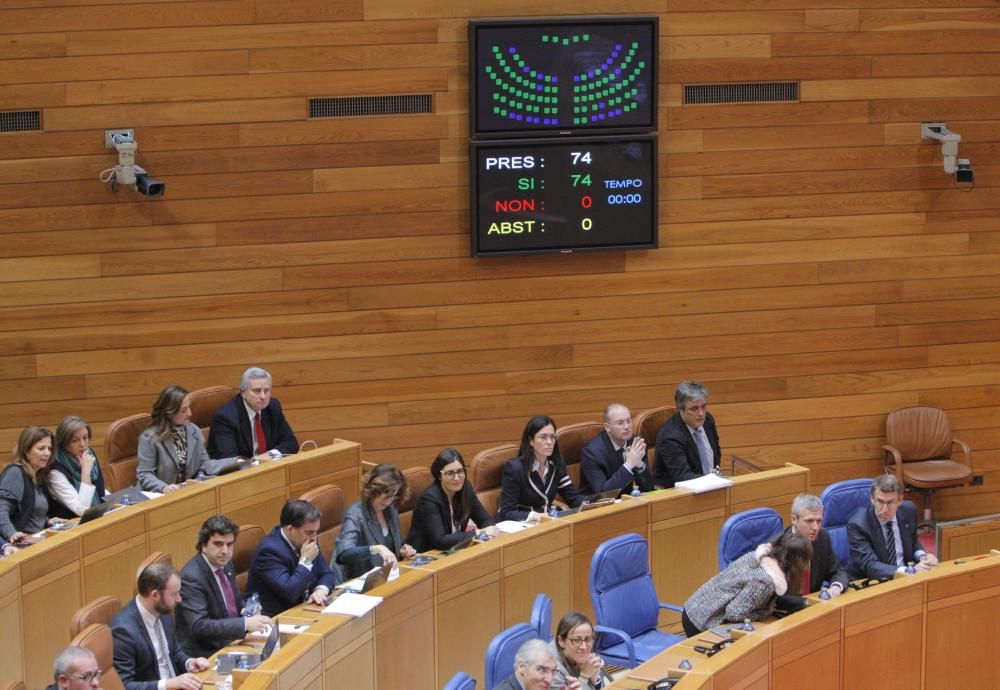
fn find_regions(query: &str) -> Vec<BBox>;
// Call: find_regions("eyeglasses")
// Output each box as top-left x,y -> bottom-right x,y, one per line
64,671 -> 102,684
442,468 -> 466,479
375,486 -> 400,499
535,434 -> 556,442
566,636 -> 594,647
873,498 -> 900,509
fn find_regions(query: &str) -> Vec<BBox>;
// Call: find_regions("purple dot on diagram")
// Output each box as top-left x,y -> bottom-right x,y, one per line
508,112 -> 516,120
509,47 -> 516,54
599,102 -> 606,109
591,115 -> 598,122
588,71 -> 595,79
615,69 -> 622,76
516,114 -> 523,121
536,84 -> 543,91
616,108 -> 623,116
615,44 -> 622,51
543,118 -> 551,125
523,66 -> 530,73
552,118 -> 559,124
599,113 -> 606,120
573,75 -> 580,82
551,76 -> 558,83
612,51 -> 619,58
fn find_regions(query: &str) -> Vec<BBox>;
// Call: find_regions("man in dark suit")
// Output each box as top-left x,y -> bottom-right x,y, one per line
176,515 -> 273,658
493,639 -> 580,690
246,499 -> 338,617
207,366 -> 298,459
777,494 -> 850,609
848,473 -> 938,580
653,381 -> 722,488
579,403 -> 655,496
110,562 -> 210,690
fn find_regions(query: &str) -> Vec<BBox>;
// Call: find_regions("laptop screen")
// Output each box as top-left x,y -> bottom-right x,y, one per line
261,619 -> 280,661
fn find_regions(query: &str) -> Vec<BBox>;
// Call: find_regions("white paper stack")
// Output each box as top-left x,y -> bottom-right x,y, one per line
321,592 -> 383,617
495,520 -> 534,534
674,473 -> 733,494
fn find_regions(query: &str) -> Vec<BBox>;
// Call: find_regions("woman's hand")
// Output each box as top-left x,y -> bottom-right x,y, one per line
478,525 -> 500,539
9,531 -> 28,544
162,484 -> 181,493
526,510 -> 543,523
371,544 -> 398,569
400,544 -> 416,559
578,652 -> 605,682
79,450 -> 96,484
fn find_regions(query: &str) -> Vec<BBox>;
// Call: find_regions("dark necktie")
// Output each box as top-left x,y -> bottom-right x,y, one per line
885,521 -> 897,565
215,567 -> 239,617
254,412 -> 267,454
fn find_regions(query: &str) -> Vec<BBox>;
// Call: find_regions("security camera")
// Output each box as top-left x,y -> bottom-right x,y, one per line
101,131 -> 166,197
921,122 -> 962,174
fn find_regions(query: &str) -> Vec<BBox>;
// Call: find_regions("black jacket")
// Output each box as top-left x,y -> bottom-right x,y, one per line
497,455 -> 583,521
207,395 -> 298,459
579,431 -> 655,495
406,481 -> 495,552
176,553 -> 247,658
847,502 -> 922,580
776,525 -> 850,610
653,412 -> 721,488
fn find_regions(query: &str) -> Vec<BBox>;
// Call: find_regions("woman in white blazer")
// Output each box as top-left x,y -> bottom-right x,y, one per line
137,385 -> 224,492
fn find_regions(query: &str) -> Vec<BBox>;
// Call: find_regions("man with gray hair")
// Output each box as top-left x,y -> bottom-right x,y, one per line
777,494 -> 849,609
653,381 -> 722,488
493,638 -> 581,690
207,366 -> 298,459
46,646 -> 100,690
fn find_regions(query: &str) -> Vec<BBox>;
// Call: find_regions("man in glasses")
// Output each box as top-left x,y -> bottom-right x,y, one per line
847,474 -> 938,579
47,646 -> 100,690
493,638 -> 581,690
245,499 -> 338,617
579,403 -> 655,496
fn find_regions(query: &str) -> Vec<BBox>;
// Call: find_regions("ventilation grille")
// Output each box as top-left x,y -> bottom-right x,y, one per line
0,110 -> 41,133
684,82 -> 798,105
309,95 -> 432,118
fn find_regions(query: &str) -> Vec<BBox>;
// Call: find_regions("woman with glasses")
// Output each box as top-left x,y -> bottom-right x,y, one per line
335,463 -> 417,578
498,415 -> 584,521
551,612 -> 611,689
406,448 -> 498,552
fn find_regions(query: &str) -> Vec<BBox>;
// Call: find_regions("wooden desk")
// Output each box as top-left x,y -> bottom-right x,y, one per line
609,552 -> 1000,690
1,441 -> 360,690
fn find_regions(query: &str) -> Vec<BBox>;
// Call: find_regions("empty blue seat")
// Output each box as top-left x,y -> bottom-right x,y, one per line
717,507 -> 784,570
820,478 -> 874,565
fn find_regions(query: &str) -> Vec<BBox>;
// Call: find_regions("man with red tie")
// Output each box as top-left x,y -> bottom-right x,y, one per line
176,516 -> 273,658
207,367 -> 299,460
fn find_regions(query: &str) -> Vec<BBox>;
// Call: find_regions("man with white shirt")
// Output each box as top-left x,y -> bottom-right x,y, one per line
848,474 -> 938,579
579,403 -> 655,495
245,499 -> 338,617
653,381 -> 722,488
207,367 -> 298,460
110,563 -> 210,690
176,515 -> 273,658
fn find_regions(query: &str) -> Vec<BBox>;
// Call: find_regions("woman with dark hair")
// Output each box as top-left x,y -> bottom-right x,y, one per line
406,448 -> 499,552
335,464 -> 418,578
681,531 -> 813,636
551,612 -> 612,689
137,385 -> 224,493
0,426 -> 59,544
498,415 -> 583,522
48,416 -> 107,519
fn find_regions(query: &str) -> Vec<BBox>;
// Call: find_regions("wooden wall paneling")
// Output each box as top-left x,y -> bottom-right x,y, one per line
0,563 -> 24,688
0,1 -> 256,36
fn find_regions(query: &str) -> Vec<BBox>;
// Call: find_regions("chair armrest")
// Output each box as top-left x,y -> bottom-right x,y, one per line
952,438 -> 972,469
658,602 -> 684,614
881,444 -> 904,481
594,624 -> 636,669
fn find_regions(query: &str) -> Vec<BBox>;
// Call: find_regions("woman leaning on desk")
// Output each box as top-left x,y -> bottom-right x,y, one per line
334,463 -> 417,578
0,426 -> 60,545
681,531 -> 812,637
406,448 -> 499,552
47,416 -> 108,519
497,415 -> 584,522
137,385 -> 224,493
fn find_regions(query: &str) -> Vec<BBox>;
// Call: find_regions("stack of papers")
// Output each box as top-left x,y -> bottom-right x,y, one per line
674,473 -> 733,494
495,520 -> 534,534
322,592 -> 382,617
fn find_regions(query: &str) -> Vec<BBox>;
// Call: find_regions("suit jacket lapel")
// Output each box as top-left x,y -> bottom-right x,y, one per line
238,405 -> 254,455
130,602 -> 158,667
868,507 -> 889,563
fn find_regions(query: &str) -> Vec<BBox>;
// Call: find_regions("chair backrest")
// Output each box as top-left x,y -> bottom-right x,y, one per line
717,507 -> 784,570
589,533 -> 660,649
188,386 -> 235,438
70,594 -> 122,638
820,478 -> 874,565
442,671 -> 477,690
634,406 -> 673,465
885,406 -> 954,462
399,466 -> 435,538
484,622 -> 537,690
70,624 -> 125,690
529,592 -> 553,641
234,524 -> 266,593
298,485 -> 346,563
103,413 -> 151,492
556,421 -> 603,487
471,444 -> 518,518
134,551 -> 172,591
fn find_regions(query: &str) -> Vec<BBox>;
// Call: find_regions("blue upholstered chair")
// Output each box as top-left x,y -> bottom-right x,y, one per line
717,507 -> 784,570
530,592 -> 553,641
443,671 -> 476,690
820,478 -> 874,565
484,623 -> 537,690
589,533 -> 685,669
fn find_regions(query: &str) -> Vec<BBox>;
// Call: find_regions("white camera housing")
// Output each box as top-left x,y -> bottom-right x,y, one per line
921,122 -> 962,174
